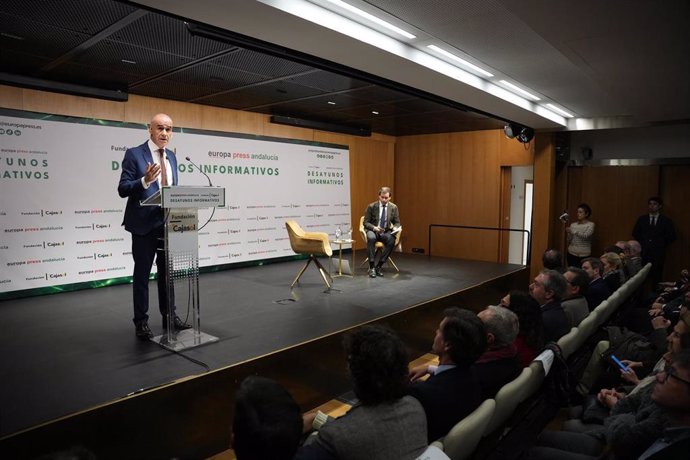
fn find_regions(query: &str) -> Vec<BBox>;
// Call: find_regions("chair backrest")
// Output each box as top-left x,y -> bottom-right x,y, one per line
359,216 -> 367,244
285,220 -> 332,256
576,310 -> 599,343
525,360 -> 545,397
442,399 -> 496,460
483,367 -> 532,436
593,298 -> 612,325
556,327 -> 579,359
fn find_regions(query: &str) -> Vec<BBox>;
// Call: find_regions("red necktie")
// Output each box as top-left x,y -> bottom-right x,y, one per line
158,149 -> 168,186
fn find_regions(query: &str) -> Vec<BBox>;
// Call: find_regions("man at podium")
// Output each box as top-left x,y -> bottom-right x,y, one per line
117,113 -> 191,339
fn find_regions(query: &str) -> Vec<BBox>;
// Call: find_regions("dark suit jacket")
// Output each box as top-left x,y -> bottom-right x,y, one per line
541,300 -> 570,343
585,277 -> 612,310
632,214 -> 676,265
118,142 -> 178,235
409,366 -> 481,442
472,353 -> 521,400
364,201 -> 400,233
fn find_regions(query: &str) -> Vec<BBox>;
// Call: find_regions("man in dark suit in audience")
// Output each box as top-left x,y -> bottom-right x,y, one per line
542,249 -> 565,273
639,349 -> 690,459
408,307 -> 487,442
562,267 -> 591,327
582,257 -> 612,310
529,269 -> 570,343
633,196 -> 676,284
232,376 -> 303,460
474,305 -> 522,400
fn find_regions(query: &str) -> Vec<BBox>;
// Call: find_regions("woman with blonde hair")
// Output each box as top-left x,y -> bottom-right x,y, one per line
600,252 -> 624,291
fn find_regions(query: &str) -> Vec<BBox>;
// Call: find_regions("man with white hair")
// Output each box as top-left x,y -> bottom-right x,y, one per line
474,305 -> 522,399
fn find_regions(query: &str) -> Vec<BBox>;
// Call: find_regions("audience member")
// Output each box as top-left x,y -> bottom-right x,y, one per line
500,291 -> 545,366
600,252 -> 624,291
474,305 -> 522,399
576,308 -> 681,398
562,267 -> 590,326
582,257 -> 612,310
296,325 -> 427,460
565,308 -> 690,434
232,376 -> 303,460
633,196 -> 676,285
639,349 -> 690,459
531,350 -> 690,460
542,249 -> 564,273
529,270 -> 570,343
408,308 -> 487,442
624,239 -> 643,278
565,203 -> 594,268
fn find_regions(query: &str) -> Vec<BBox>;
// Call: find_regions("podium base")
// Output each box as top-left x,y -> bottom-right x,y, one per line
152,329 -> 218,352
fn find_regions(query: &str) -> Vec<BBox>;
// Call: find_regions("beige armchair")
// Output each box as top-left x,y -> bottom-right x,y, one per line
358,215 -> 402,272
285,220 -> 333,289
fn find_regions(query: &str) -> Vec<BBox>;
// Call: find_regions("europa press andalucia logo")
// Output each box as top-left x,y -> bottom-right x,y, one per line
0,128 -> 22,136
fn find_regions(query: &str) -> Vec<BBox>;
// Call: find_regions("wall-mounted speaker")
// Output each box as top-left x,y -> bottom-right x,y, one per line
504,123 -> 534,143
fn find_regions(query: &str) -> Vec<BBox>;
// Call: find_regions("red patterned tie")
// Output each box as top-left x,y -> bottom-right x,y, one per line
158,149 -> 168,186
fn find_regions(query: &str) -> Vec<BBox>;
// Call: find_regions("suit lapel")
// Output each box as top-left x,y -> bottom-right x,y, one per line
141,143 -> 162,193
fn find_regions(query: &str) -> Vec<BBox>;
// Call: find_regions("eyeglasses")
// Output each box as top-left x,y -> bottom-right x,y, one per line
662,366 -> 690,387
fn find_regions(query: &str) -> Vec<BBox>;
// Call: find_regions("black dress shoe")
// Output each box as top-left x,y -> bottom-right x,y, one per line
368,268 -> 377,278
163,315 -> 192,331
375,266 -> 383,277
135,322 -> 153,340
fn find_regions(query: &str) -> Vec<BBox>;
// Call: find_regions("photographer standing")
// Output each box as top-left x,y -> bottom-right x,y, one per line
566,203 -> 595,268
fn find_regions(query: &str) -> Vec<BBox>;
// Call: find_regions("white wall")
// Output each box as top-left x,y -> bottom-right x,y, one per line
508,165 -> 533,264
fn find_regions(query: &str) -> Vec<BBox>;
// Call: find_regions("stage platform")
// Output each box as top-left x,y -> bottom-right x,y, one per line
1,252 -> 528,458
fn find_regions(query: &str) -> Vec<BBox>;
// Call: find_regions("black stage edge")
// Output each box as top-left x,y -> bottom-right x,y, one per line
0,253 -> 528,459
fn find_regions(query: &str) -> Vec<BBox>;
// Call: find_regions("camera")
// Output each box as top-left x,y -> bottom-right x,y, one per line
559,211 -> 569,223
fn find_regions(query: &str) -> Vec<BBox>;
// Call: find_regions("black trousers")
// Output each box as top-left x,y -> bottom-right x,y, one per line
131,225 -> 174,324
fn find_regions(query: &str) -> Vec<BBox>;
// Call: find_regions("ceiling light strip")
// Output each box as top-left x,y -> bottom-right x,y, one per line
427,45 -> 493,77
323,0 -> 416,39
499,80 -> 540,101
545,103 -> 574,118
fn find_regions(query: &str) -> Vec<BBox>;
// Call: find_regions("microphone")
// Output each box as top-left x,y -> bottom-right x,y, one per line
559,210 -> 569,223
185,156 -> 212,186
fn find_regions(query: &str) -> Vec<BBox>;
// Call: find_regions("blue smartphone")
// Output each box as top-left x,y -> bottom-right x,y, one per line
610,354 -> 630,372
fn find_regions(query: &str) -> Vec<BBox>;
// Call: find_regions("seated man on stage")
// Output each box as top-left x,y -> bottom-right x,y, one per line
363,186 -> 401,278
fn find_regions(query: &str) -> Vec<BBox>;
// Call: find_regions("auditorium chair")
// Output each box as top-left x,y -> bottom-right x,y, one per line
439,398 -> 496,460
556,327 -> 580,359
592,299 -> 613,325
525,360 -> 546,397
575,311 -> 599,345
483,367 -> 533,436
358,215 -> 402,272
285,220 -> 333,289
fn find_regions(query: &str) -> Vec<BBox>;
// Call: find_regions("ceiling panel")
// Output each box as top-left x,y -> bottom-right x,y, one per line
0,0 -> 514,136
